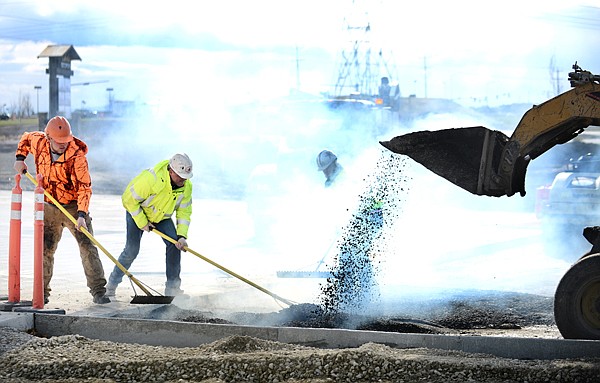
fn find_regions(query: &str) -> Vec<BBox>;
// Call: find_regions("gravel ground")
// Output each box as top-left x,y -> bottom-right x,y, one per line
1,329 -> 599,383
1,292 -> 599,383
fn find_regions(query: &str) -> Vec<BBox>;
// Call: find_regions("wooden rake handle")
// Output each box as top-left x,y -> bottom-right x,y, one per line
151,228 -> 295,306
24,172 -> 153,296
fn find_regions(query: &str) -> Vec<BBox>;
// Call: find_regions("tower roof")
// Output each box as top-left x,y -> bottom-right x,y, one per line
38,45 -> 81,61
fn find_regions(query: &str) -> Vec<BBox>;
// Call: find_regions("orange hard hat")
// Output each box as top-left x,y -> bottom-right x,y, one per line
45,116 -> 73,144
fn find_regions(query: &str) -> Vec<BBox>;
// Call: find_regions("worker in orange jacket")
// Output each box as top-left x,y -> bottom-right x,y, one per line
13,116 -> 110,305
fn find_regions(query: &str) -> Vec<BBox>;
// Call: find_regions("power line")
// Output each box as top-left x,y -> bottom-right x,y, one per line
0,13 -> 112,42
538,5 -> 600,31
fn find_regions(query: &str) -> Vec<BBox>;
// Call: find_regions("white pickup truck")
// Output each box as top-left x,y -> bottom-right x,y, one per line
535,153 -> 600,258
537,172 -> 600,225
536,153 -> 600,225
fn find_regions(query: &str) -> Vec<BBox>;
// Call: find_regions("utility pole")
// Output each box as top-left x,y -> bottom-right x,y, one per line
423,56 -> 428,99
295,46 -> 301,91
106,88 -> 114,113
548,56 -> 562,96
554,68 -> 562,96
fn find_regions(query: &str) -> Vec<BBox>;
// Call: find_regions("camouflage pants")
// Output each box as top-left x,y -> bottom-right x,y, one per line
43,201 -> 107,299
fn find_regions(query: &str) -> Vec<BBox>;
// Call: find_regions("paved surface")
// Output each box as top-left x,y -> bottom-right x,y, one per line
0,187 -> 573,310
0,188 -> 592,360
0,190 -> 307,313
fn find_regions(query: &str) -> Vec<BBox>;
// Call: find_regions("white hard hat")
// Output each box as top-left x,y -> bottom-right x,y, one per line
169,153 -> 193,179
316,150 -> 337,171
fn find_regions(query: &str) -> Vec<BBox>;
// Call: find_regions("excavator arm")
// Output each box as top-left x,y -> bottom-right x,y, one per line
380,63 -> 600,197
381,63 -> 600,341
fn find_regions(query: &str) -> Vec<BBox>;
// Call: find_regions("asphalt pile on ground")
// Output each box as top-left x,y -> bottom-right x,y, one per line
110,290 -> 555,336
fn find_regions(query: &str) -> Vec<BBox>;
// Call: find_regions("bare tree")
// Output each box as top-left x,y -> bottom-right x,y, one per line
19,93 -> 33,117
9,101 -> 18,118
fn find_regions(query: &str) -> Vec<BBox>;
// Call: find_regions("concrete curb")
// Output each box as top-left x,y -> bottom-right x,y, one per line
0,312 -> 34,331
32,313 -> 600,360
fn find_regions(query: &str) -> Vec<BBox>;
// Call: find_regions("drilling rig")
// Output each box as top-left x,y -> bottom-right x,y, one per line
326,0 -> 401,127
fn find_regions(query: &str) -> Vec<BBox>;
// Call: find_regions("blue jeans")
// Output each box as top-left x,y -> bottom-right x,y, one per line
108,212 -> 181,289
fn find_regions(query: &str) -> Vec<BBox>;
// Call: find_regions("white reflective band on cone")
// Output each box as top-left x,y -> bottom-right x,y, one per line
34,193 -> 44,203
11,194 -> 22,202
34,211 -> 44,221
10,210 -> 21,220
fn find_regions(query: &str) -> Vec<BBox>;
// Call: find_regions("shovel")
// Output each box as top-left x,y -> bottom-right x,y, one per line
24,172 -> 173,305
151,228 -> 296,306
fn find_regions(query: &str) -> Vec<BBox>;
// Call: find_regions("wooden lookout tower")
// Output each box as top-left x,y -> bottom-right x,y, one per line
38,45 -> 81,120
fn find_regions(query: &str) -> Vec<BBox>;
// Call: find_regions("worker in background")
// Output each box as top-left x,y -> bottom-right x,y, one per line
13,116 -> 111,304
106,153 -> 193,297
317,149 -> 343,187
378,77 -> 392,106
315,149 -> 383,314
378,76 -> 401,111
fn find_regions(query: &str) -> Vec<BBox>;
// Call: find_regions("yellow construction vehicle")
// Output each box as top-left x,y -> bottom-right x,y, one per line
380,62 -> 600,340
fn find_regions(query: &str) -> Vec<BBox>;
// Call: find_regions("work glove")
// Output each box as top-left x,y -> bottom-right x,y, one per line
14,160 -> 27,174
176,237 -> 188,251
76,216 -> 88,232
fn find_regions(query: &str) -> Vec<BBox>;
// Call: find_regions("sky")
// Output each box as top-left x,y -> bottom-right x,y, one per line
0,0 -> 599,113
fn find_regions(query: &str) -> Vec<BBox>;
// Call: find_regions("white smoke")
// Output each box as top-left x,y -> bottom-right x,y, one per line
85,95 -> 583,316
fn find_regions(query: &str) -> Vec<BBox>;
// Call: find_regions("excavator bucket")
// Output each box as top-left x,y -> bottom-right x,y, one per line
381,63 -> 600,198
380,126 -> 512,196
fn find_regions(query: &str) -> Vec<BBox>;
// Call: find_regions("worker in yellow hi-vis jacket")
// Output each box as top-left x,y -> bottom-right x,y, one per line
106,153 -> 193,297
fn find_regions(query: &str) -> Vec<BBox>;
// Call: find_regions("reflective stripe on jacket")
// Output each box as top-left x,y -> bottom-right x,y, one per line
122,159 -> 193,238
16,131 -> 92,213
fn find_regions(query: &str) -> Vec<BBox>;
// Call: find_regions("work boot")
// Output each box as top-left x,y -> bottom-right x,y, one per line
165,287 -> 187,297
93,293 -> 111,304
44,296 -> 49,305
105,283 -> 117,297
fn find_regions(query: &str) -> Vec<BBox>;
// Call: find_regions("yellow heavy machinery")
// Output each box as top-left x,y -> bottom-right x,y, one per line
380,62 -> 600,340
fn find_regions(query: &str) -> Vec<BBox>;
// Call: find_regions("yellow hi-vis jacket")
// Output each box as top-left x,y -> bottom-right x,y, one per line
122,159 -> 193,238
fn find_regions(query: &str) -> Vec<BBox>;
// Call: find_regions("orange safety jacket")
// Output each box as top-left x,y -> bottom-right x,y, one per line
16,131 -> 93,214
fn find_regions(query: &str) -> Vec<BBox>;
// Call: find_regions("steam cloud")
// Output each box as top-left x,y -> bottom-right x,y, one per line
81,91 -> 577,318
